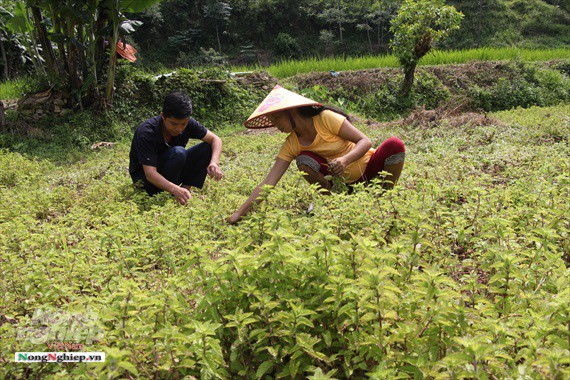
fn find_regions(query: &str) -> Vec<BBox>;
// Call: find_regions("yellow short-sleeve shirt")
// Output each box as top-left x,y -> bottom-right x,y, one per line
277,110 -> 375,183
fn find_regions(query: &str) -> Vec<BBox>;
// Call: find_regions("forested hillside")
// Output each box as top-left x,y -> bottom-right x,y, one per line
127,0 -> 569,67
1,0 -> 568,77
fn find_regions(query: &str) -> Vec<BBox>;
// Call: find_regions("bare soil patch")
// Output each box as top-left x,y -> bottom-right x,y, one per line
353,105 -> 502,130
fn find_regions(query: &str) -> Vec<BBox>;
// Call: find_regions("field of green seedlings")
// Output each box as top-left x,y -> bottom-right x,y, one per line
0,103 -> 569,378
254,47 -> 570,78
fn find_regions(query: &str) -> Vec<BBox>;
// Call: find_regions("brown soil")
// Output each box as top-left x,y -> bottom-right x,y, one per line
352,105 -> 502,130
290,61 -> 532,95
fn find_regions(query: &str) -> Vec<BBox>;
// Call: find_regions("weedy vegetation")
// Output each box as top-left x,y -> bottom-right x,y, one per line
0,101 -> 568,378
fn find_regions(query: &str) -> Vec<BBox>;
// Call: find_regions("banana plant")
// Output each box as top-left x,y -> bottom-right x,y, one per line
100,0 -> 161,108
0,6 -> 15,79
3,2 -> 45,75
1,0 -> 159,109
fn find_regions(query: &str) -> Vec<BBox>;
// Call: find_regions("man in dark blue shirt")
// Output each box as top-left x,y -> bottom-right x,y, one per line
129,92 -> 223,205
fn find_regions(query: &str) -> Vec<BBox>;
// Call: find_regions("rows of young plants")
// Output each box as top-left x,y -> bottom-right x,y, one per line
0,103 -> 568,378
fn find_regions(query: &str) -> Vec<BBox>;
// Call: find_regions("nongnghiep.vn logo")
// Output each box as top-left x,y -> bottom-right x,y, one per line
16,307 -> 104,345
15,352 -> 105,363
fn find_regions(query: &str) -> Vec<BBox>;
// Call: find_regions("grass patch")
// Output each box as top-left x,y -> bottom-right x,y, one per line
0,77 -> 29,99
0,75 -> 54,100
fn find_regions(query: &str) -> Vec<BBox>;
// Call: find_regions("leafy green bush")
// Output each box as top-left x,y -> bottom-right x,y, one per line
413,72 -> 451,109
299,72 -> 448,120
176,48 -> 229,68
113,65 -> 265,130
358,83 -> 415,120
154,67 -> 263,128
470,64 -> 569,111
274,33 -> 301,59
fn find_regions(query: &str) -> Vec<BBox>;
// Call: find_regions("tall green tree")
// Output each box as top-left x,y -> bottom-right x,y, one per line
203,1 -> 231,53
390,0 -> 463,97
307,0 -> 354,45
355,0 -> 401,51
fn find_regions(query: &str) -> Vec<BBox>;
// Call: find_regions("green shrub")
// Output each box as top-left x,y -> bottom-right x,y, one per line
533,67 -> 570,105
176,47 -> 229,68
413,71 -> 451,109
154,67 -> 263,128
551,60 -> 570,76
304,72 -> 446,121
274,33 -> 301,59
113,65 -> 266,130
358,83 -> 415,120
470,63 -> 569,111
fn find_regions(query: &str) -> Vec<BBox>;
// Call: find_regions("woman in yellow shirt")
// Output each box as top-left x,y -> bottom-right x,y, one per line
228,85 -> 405,224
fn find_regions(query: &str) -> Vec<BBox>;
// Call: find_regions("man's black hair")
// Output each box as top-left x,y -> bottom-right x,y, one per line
162,92 -> 193,119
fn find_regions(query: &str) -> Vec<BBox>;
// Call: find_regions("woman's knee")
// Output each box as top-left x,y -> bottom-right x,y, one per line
296,154 -> 322,173
380,136 -> 405,154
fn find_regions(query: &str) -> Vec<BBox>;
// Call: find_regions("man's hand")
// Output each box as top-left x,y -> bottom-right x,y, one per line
171,186 -> 192,205
327,157 -> 348,177
207,163 -> 223,180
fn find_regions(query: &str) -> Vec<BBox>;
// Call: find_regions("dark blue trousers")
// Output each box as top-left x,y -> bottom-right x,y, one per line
132,142 -> 212,196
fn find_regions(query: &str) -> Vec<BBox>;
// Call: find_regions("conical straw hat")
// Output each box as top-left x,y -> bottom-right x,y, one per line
244,85 -> 322,128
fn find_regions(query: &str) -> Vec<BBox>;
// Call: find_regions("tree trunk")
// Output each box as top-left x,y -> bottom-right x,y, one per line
476,0 -> 484,46
337,0 -> 343,44
66,16 -> 81,108
31,5 -> 58,76
401,63 -> 416,98
94,9 -> 108,77
49,5 -> 69,74
105,23 -> 119,108
216,23 -> 222,52
88,19 -> 100,99
377,22 -> 381,46
1,100 -> 6,134
0,39 -> 8,80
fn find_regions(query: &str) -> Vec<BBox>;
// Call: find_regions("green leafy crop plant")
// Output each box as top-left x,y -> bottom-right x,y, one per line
0,104 -> 568,378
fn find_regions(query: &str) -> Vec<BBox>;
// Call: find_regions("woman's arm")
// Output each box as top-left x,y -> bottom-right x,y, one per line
327,119 -> 372,177
227,158 -> 291,224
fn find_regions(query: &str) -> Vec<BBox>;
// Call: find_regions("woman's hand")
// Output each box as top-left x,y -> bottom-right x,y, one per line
327,156 -> 348,177
227,212 -> 242,225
